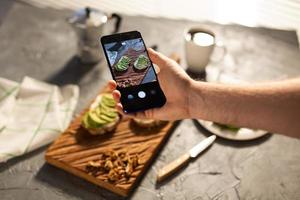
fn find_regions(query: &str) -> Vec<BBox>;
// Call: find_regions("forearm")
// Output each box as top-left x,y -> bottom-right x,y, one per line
188,79 -> 300,138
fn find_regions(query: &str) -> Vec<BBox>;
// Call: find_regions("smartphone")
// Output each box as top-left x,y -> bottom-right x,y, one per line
101,31 -> 166,113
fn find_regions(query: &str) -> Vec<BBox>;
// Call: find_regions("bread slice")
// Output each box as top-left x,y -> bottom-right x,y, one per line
132,118 -> 164,128
82,93 -> 120,135
87,115 -> 120,135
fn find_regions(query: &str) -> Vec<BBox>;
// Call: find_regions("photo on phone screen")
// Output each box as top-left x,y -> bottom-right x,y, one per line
101,31 -> 166,113
103,38 -> 157,88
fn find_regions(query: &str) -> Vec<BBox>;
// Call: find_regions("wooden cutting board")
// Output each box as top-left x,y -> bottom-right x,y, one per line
45,53 -> 180,196
45,96 -> 175,197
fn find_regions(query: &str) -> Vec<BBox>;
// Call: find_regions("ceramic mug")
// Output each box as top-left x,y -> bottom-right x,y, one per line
185,27 -> 225,73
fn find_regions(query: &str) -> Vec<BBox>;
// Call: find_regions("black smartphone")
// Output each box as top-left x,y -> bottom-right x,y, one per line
101,31 -> 166,113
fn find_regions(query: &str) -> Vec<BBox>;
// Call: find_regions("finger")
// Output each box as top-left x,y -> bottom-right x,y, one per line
147,48 -> 171,68
116,103 -> 135,119
107,80 -> 117,91
153,64 -> 160,74
112,90 -> 121,103
115,102 -> 147,119
116,103 -> 125,115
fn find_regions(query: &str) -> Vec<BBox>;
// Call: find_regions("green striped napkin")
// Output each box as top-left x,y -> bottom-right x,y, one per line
0,77 -> 79,162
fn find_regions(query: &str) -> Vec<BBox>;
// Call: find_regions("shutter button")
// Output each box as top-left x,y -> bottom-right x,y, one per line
138,91 -> 146,98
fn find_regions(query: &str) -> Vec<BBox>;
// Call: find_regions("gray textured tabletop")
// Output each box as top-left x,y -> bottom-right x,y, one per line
1,2 -> 300,200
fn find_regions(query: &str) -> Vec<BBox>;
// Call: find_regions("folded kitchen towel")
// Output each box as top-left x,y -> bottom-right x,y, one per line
0,76 -> 79,162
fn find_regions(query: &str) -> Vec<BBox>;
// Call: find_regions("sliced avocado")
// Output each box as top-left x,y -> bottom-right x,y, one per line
214,123 -> 240,131
100,114 -> 115,123
96,104 -> 118,119
83,112 -> 100,129
101,96 -> 116,108
101,94 -> 115,105
88,111 -> 107,127
99,105 -> 117,120
103,110 -> 118,118
95,106 -> 102,117
85,113 -> 99,129
82,93 -> 119,130
100,103 -> 115,112
82,112 -> 91,128
101,93 -> 114,101
104,112 -> 118,119
101,108 -> 118,118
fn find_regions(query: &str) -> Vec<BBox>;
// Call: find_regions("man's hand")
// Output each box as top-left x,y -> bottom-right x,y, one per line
107,48 -> 300,137
108,48 -> 192,120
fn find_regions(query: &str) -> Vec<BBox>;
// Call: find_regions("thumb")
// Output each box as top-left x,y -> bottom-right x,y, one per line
147,48 -> 172,69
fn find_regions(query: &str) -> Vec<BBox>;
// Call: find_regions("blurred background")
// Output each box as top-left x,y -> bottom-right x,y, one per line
23,0 -> 300,38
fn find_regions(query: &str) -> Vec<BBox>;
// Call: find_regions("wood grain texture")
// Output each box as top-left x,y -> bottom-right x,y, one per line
45,98 -> 175,197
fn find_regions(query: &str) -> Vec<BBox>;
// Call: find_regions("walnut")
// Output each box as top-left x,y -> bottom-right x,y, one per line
114,159 -> 123,168
130,155 -> 138,168
108,169 -> 119,182
86,161 -> 102,176
121,155 -> 128,162
111,152 -> 118,161
86,150 -> 140,183
125,163 -> 133,176
104,160 -> 113,170
119,151 -> 126,158
118,168 -> 125,176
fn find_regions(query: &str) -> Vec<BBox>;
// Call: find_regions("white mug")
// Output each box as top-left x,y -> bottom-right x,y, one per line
185,27 -> 225,73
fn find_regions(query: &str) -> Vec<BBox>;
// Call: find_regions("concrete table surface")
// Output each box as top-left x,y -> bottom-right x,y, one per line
0,2 -> 300,200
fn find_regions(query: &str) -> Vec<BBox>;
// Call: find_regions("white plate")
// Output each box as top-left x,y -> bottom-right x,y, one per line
196,119 -> 269,141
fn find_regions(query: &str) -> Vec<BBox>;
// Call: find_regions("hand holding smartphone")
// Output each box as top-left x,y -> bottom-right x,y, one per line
101,31 -> 166,113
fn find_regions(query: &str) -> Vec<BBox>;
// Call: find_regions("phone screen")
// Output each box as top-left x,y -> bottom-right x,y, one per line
101,31 -> 166,113
103,38 -> 157,88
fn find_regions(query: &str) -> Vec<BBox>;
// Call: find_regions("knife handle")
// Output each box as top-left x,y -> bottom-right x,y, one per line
156,153 -> 190,182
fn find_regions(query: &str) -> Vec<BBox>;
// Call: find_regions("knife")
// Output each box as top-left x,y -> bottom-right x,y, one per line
156,135 -> 216,182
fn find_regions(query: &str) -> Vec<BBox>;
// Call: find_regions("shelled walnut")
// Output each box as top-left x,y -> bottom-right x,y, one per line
86,151 -> 140,183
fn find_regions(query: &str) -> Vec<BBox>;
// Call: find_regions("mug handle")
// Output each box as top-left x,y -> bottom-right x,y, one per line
110,13 -> 122,33
211,41 -> 227,63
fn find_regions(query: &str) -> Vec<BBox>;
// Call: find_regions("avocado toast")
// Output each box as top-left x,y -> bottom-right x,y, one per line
133,55 -> 149,70
82,93 -> 120,135
115,56 -> 130,72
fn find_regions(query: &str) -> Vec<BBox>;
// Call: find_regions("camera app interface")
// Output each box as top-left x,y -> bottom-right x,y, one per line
104,38 -> 157,88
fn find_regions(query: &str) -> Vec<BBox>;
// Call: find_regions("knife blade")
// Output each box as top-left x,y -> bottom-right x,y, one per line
189,135 -> 216,157
156,135 -> 216,183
